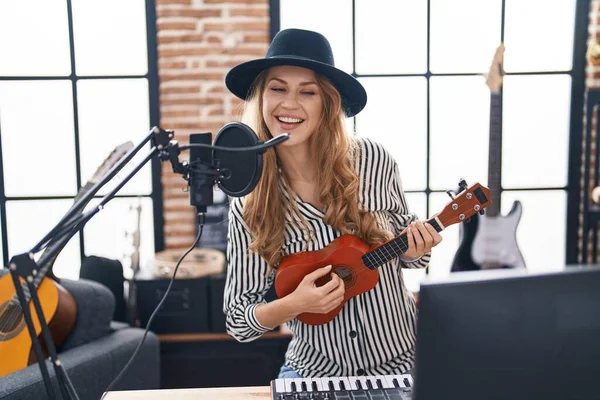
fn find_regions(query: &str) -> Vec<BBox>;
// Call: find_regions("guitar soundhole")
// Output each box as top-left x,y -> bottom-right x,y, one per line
333,266 -> 356,288
0,302 -> 25,340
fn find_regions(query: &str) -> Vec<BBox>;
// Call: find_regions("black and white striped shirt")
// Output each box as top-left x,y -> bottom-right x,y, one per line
223,137 -> 430,378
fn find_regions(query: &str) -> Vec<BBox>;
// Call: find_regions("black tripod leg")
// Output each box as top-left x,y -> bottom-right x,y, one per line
26,279 -> 79,400
9,268 -> 58,400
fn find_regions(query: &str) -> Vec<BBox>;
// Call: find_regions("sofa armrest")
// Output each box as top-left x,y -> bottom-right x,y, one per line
0,327 -> 160,400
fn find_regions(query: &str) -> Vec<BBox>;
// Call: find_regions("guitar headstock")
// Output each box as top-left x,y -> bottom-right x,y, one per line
89,141 -> 134,183
485,43 -> 505,93
436,180 -> 492,229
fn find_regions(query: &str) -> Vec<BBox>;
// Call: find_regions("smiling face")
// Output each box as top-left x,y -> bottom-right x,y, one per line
262,65 -> 324,148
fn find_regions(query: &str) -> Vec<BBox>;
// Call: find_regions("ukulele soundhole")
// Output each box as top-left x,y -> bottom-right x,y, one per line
0,302 -> 25,340
332,265 -> 356,288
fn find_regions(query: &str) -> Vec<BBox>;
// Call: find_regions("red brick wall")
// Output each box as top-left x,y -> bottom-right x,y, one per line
155,0 -> 270,249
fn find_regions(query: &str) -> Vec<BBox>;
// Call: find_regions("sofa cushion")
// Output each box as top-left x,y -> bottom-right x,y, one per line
58,278 -> 115,352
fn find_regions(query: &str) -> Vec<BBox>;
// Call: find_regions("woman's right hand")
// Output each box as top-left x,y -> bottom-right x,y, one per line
288,265 -> 346,314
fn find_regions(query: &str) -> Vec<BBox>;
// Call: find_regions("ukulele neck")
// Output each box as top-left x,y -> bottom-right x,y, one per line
361,217 -> 443,269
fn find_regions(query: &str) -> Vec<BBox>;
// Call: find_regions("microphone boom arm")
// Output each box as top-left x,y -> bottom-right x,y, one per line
8,124 -> 289,400
30,126 -> 171,254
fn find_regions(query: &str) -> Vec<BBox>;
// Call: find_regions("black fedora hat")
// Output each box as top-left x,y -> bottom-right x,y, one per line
225,28 -> 367,117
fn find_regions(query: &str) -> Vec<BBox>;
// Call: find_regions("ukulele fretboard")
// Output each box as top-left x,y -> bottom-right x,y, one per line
361,218 -> 442,269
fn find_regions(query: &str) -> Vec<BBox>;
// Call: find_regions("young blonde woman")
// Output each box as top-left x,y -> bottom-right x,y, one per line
223,28 -> 442,379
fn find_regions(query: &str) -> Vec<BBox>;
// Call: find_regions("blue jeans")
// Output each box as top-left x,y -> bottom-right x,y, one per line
278,364 -> 303,379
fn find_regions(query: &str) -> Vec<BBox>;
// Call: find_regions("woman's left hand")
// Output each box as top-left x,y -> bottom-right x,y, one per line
401,220 -> 443,259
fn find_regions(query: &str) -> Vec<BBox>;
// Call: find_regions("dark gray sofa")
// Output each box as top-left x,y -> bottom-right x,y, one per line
0,275 -> 160,400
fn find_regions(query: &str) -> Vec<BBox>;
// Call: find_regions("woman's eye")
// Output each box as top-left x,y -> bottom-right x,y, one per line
302,91 -> 316,95
270,87 -> 285,92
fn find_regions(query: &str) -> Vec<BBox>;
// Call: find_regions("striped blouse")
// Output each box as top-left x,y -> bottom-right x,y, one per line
223,137 -> 431,378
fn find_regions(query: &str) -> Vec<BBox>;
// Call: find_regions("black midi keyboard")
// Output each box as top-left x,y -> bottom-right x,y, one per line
270,373 -> 413,399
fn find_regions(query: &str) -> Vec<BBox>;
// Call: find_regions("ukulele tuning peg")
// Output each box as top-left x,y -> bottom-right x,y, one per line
478,209 -> 486,215
446,190 -> 456,200
458,178 -> 469,192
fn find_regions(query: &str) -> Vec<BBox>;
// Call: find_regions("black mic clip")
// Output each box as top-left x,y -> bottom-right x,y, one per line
155,128 -> 189,177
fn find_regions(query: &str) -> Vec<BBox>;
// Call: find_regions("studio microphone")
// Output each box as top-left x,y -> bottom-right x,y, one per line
186,122 -> 289,214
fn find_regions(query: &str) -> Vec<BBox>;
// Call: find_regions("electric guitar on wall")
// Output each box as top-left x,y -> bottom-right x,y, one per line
450,44 -> 526,272
275,180 -> 491,326
0,141 -> 133,378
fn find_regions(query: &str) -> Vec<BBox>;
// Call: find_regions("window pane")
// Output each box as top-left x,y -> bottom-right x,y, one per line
71,0 -> 148,76
502,75 -> 571,188
0,0 -> 71,76
83,197 -> 154,278
501,190 -> 566,272
355,0 -> 427,74
0,80 -> 77,197
430,0 -> 502,73
356,77 -> 427,191
6,200 -> 81,280
77,79 -> 151,196
429,76 -> 489,190
402,192 -> 427,293
280,0 -> 353,74
504,0 -> 576,72
427,192 -> 461,279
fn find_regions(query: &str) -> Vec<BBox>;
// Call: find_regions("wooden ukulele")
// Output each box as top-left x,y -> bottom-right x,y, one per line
0,141 -> 132,378
274,180 -> 492,326
450,44 -> 526,272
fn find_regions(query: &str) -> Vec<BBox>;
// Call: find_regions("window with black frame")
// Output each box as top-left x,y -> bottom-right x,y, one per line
273,0 -> 585,292
0,0 -> 161,280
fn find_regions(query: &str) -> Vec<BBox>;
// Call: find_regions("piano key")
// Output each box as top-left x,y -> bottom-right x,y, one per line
300,378 -> 312,392
375,375 -> 393,388
357,376 -> 370,389
404,374 -> 414,387
329,377 -> 341,391
392,375 -> 408,387
294,378 -> 304,393
383,375 -> 398,388
338,376 -> 351,391
345,376 -> 359,390
274,378 -> 286,393
366,376 -> 380,389
312,378 -> 324,391
403,375 -> 412,387
284,378 -> 294,393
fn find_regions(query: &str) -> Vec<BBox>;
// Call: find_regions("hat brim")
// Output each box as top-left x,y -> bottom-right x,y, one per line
225,56 -> 367,118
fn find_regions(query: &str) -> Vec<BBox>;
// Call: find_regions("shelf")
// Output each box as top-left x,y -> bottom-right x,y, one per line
157,331 -> 293,343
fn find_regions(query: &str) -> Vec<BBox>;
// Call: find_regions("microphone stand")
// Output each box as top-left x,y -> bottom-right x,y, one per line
8,127 -> 180,400
8,126 -> 289,400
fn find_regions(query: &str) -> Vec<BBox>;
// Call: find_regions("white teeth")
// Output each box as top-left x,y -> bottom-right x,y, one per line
277,116 -> 303,124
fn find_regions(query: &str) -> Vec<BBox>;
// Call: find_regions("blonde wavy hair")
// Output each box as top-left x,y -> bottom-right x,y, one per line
238,68 -> 392,268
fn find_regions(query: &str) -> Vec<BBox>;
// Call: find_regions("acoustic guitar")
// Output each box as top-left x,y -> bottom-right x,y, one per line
274,180 -> 492,326
0,141 -> 132,378
450,44 -> 526,272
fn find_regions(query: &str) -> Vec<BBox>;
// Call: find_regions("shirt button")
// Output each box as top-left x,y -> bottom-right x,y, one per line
357,368 -> 365,376
349,330 -> 357,339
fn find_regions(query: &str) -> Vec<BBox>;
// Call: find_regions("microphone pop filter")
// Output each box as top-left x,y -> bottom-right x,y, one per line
212,122 -> 263,197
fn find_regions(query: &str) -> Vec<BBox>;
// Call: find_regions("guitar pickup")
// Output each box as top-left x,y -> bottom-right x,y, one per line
473,187 -> 489,205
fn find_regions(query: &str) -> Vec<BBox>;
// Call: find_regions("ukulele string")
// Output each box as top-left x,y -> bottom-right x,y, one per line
1,272 -> 40,333
1,292 -> 27,333
349,235 -> 410,283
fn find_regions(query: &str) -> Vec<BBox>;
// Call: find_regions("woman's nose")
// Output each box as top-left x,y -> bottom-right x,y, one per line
280,92 -> 300,108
